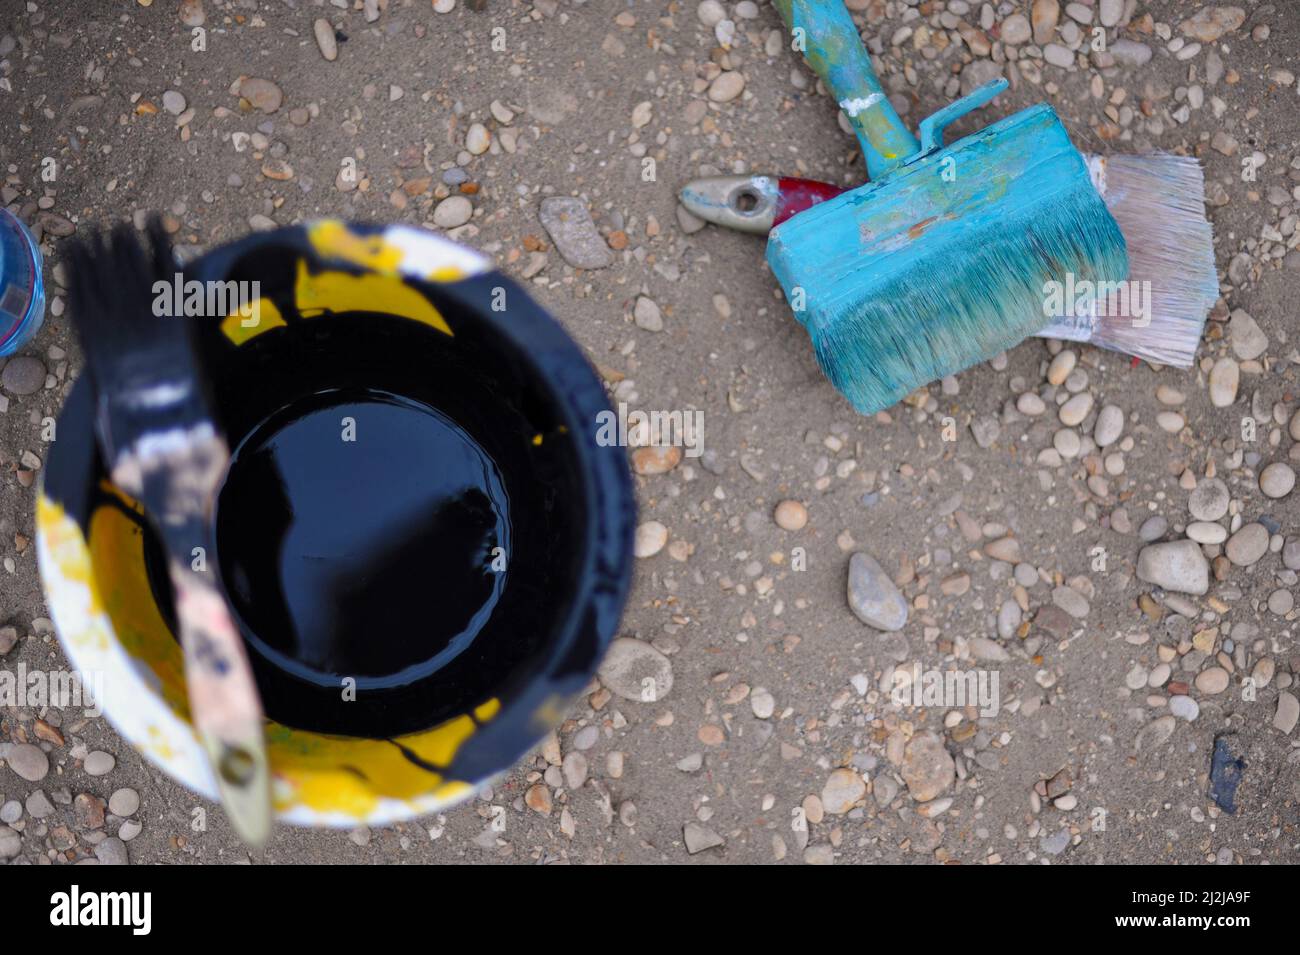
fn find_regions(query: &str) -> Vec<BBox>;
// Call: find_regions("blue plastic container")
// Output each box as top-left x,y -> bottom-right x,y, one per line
0,208 -> 46,357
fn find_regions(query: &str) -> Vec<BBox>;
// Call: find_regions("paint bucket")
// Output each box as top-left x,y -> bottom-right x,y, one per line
0,208 -> 46,357
37,221 -> 635,826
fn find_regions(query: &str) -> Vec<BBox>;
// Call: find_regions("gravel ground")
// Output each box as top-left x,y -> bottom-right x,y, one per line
1,0 -> 1299,865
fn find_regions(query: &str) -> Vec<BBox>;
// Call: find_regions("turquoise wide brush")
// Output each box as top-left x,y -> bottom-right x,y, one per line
766,0 -> 1129,414
682,152 -> 1218,368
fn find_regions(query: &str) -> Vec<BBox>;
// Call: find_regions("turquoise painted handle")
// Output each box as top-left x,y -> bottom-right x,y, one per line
772,0 -> 920,178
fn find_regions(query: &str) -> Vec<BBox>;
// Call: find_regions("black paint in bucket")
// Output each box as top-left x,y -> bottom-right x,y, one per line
215,389 -> 511,693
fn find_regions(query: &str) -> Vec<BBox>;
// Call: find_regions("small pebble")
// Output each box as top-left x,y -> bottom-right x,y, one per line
83,751 -> 115,776
1188,478 -> 1229,522
313,18 -> 338,61
433,195 -> 473,229
1225,523 -> 1269,566
774,499 -> 808,531
599,637 -> 672,702
1169,695 -> 1199,721
1267,589 -> 1294,615
162,90 -> 187,115
1208,358 -> 1239,407
6,743 -> 49,781
539,197 -> 612,270
633,296 -> 663,332
94,836 -> 128,865
1194,667 -> 1230,695
847,552 -> 908,631
1046,350 -> 1076,386
1093,404 -> 1123,447
1058,393 -> 1092,427
1139,516 -> 1168,541
900,731 -> 955,802
1136,540 -> 1209,595
634,520 -> 668,558
465,123 -> 490,155
1274,692 -> 1300,734
1259,462 -> 1295,499
108,788 -> 140,817
821,768 -> 866,814
237,77 -> 283,114
708,71 -> 745,102
1,356 -> 46,396
1017,392 -> 1046,416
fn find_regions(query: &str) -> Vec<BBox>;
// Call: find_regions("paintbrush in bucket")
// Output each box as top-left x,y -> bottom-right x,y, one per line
681,152 -> 1218,367
66,220 -> 271,845
760,0 -> 1128,414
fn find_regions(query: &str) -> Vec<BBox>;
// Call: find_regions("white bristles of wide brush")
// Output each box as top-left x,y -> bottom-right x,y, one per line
1035,153 -> 1219,367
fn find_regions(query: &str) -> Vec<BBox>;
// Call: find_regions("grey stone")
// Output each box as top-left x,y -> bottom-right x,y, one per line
1259,463 -> 1295,499
538,197 -> 612,270
997,600 -> 1022,640
83,751 -> 115,776
25,790 -> 54,818
1188,478 -> 1229,521
847,552 -> 908,631
683,822 -> 724,854
0,825 -> 20,859
108,788 -> 140,817
1169,695 -> 1200,721
1094,404 -> 1124,447
1275,692 -> 1299,734
236,77 -> 282,113
960,59 -> 1003,96
1225,523 -> 1269,566
1139,516 -> 1168,542
901,731 -> 954,802
821,768 -> 866,814
1044,43 -> 1075,68
1228,309 -> 1268,360
1040,827 -> 1071,855
162,90 -> 187,115
598,638 -> 673,702
561,751 -> 587,790
1136,539 -> 1209,595
970,636 -> 1010,662
313,18 -> 338,61
432,195 -> 473,229
1136,714 -> 1177,751
970,415 -> 1000,448
118,818 -> 143,841
94,836 -> 128,865
1,356 -> 46,396
1110,39 -> 1152,67
633,296 -> 663,332
1052,585 -> 1090,618
5,743 -> 49,781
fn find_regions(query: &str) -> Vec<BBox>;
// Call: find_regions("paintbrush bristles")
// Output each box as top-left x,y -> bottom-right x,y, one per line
68,219 -> 179,355
67,219 -> 192,385
808,180 -> 1129,415
1084,154 -> 1217,367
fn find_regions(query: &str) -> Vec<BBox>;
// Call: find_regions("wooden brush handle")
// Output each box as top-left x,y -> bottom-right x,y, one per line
170,562 -> 272,846
117,427 -> 273,847
772,0 -> 920,178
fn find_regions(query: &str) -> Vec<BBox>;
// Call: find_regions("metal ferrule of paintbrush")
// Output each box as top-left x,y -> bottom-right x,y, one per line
67,221 -> 271,846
